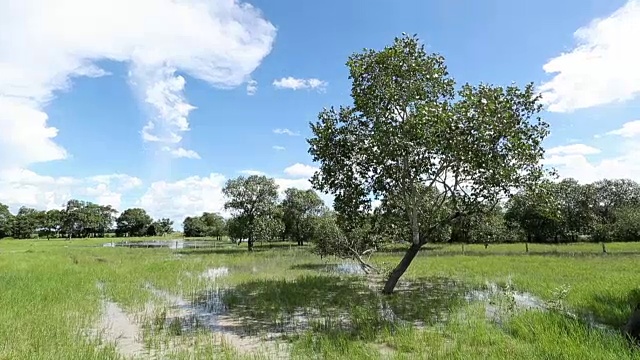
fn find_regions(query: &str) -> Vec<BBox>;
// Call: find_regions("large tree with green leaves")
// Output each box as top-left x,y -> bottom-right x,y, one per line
223,175 -> 279,251
308,34 -> 550,294
116,208 -> 153,237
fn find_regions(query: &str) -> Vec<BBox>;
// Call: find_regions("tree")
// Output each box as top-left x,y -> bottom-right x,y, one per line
312,210 -> 382,272
226,216 -> 249,243
183,216 -> 208,237
39,209 -> 63,240
223,175 -> 279,251
451,204 -> 511,244
308,34 -> 549,294
0,202 -> 14,239
62,199 -> 87,238
505,182 -> 564,243
147,218 -> 174,237
201,212 -> 226,240
156,218 -> 174,236
116,208 -> 153,237
12,206 -> 39,239
254,212 -> 285,243
281,188 -> 325,245
593,179 -> 640,225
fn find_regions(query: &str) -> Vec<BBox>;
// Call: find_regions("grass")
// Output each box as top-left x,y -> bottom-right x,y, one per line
1,237 -> 640,359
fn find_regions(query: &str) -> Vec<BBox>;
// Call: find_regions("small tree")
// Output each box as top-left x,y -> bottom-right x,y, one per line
308,34 -> 549,294
226,216 -> 250,244
201,212 -> 226,240
116,208 -> 153,237
223,175 -> 279,251
183,216 -> 207,237
157,218 -> 174,236
282,188 -> 325,246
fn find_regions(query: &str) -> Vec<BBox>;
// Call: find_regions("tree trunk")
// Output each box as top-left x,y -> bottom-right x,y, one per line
248,237 -> 254,251
382,243 -> 422,294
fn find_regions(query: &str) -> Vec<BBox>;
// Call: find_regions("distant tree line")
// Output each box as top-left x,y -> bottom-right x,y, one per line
2,176 -> 639,245
0,199 -> 173,239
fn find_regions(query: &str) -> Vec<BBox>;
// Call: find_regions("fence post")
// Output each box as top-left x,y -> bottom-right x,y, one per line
602,242 -> 607,254
461,243 -> 465,255
525,242 -> 529,253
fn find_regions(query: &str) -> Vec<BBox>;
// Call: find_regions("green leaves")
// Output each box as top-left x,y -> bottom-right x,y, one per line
309,33 -> 550,244
282,188 -> 325,245
308,33 -> 551,290
116,208 -> 153,237
223,175 -> 280,249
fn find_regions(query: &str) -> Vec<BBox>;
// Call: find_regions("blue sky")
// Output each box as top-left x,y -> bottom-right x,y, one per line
1,0 -> 639,224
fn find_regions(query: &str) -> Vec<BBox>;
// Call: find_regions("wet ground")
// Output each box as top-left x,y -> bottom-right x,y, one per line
102,240 -> 221,249
93,263 -> 612,359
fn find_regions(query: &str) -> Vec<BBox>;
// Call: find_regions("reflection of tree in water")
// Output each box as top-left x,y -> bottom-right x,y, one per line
194,275 -> 468,337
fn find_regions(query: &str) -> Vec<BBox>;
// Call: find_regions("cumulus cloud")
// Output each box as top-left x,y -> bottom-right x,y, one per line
605,120 -> 640,137
546,144 -> 601,156
138,173 -> 228,223
538,0 -> 640,112
546,122 -> 640,183
273,128 -> 300,136
161,146 -> 201,159
0,0 -> 276,170
239,170 -> 267,176
273,77 -> 327,91
283,163 -> 319,178
272,145 -> 286,151
246,79 -> 258,95
0,170 -> 142,210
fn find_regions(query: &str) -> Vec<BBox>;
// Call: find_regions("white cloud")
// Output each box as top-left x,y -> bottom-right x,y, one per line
546,144 -> 601,156
283,163 -> 319,178
137,173 -> 228,223
605,120 -> 640,137
246,79 -> 258,96
273,77 -> 327,91
0,169 -> 142,210
239,169 -> 267,176
538,0 -> 640,112
547,121 -> 640,184
0,0 -> 276,170
273,128 -> 300,136
272,145 -> 286,151
161,146 -> 201,159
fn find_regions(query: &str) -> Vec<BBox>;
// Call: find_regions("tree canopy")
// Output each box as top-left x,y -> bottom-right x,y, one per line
223,175 -> 280,251
308,34 -> 550,293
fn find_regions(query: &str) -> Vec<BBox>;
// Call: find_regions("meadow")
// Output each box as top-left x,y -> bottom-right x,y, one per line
1,238 -> 640,359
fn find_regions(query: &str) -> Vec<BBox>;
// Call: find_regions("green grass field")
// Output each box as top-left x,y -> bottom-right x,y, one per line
1,238 -> 640,359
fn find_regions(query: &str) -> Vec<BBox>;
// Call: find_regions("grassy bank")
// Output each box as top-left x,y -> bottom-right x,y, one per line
1,239 -> 639,359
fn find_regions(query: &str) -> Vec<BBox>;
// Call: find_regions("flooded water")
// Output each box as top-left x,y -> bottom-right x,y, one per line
98,301 -> 146,357
102,240 -> 220,249
320,262 -> 367,275
200,267 -> 229,280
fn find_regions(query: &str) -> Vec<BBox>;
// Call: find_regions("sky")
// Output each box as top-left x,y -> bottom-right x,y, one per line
1,0 -> 640,225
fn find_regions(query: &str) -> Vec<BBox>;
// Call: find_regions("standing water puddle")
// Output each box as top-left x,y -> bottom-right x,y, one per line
319,262 -> 368,275
103,240 -> 220,249
146,267 -> 288,357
